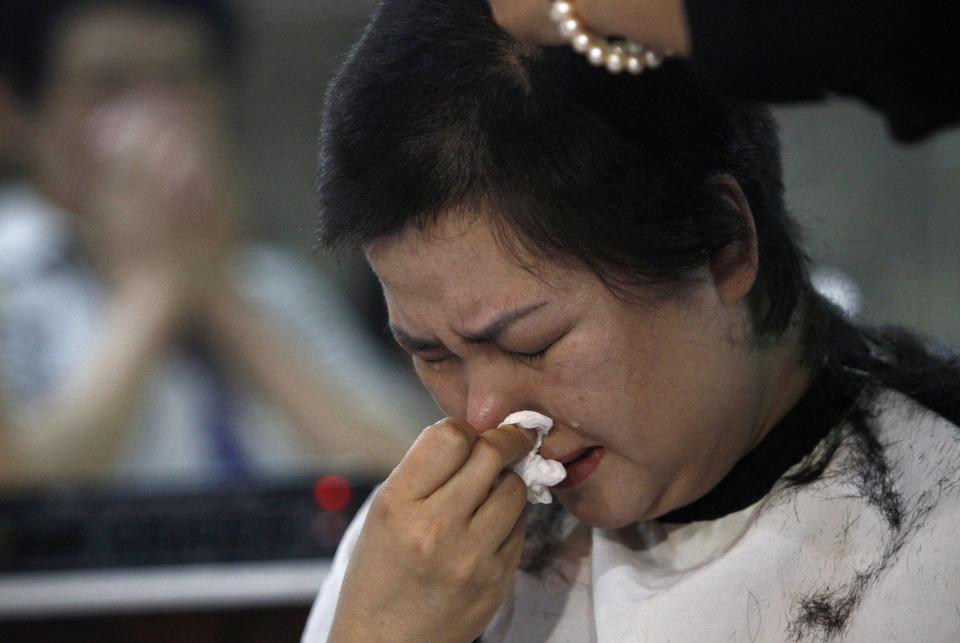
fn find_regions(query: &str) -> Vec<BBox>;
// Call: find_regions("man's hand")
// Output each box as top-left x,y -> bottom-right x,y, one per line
85,94 -> 238,306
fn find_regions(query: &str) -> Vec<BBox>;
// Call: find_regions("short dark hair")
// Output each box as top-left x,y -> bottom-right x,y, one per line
319,0 -> 960,572
318,0 -> 809,338
0,0 -> 239,103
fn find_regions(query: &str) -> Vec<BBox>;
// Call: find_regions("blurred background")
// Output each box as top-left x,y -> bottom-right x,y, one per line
0,0 -> 956,641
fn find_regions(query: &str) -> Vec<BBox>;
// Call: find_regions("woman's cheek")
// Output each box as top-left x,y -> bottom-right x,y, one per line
548,334 -> 614,391
415,361 -> 467,417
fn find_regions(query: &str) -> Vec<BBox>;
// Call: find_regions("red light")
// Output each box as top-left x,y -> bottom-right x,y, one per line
314,475 -> 352,512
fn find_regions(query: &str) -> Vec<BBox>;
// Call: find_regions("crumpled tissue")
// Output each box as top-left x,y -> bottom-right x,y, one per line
499,411 -> 566,504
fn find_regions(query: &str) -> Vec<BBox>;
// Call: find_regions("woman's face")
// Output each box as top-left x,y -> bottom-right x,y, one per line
368,214 -> 777,529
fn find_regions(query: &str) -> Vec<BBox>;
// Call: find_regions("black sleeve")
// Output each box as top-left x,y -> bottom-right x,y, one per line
683,0 -> 960,142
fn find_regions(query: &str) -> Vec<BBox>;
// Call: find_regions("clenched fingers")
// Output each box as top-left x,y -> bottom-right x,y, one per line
387,417 -> 479,499
495,503 -> 527,579
470,471 -> 529,551
435,423 -> 536,513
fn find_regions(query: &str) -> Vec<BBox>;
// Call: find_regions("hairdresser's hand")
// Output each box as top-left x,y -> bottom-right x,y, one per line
85,95 -> 237,303
489,0 -> 691,56
328,419 -> 536,643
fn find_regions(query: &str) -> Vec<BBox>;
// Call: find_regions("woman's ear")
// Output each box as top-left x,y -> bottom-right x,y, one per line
707,175 -> 758,307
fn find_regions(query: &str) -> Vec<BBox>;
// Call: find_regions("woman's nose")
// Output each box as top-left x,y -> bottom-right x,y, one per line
464,363 -> 528,435
465,393 -> 508,435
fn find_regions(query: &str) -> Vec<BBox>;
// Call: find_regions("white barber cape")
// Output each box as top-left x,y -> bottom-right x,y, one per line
303,389 -> 960,642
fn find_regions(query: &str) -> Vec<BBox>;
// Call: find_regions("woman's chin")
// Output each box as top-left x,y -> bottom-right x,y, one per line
556,492 -> 648,530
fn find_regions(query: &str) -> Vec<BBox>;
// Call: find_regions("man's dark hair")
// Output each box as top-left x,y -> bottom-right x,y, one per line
318,0 -> 808,339
0,0 -> 239,103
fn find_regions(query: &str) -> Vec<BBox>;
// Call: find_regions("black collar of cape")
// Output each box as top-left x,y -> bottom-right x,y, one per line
658,318 -> 872,524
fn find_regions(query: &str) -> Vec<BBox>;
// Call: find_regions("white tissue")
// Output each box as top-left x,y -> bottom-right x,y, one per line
499,411 -> 566,504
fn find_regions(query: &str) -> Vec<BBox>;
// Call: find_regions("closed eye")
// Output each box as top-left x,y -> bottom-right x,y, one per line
510,348 -> 548,363
420,354 -> 452,364
508,336 -> 561,364
415,350 -> 459,365
506,326 -> 572,365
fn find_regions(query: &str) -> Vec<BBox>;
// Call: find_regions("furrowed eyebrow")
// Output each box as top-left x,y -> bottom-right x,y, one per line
389,301 -> 549,352
460,302 -> 548,345
390,326 -> 444,352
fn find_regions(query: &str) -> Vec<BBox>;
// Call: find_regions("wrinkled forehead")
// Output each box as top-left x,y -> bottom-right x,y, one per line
365,213 -> 570,321
368,215 -> 512,290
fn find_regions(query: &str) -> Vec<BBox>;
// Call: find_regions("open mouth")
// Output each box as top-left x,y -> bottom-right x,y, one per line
555,447 -> 604,489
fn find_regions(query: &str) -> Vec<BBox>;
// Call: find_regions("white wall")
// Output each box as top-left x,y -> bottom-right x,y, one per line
777,102 -> 960,343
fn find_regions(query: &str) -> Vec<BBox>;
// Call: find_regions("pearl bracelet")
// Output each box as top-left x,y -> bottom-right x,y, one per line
549,0 -> 666,75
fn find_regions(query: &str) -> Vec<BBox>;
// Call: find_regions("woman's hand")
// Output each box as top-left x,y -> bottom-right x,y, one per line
489,0 -> 692,56
328,419 -> 536,643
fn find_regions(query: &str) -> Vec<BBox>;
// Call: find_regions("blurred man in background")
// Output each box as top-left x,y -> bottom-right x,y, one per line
0,0 -> 422,485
